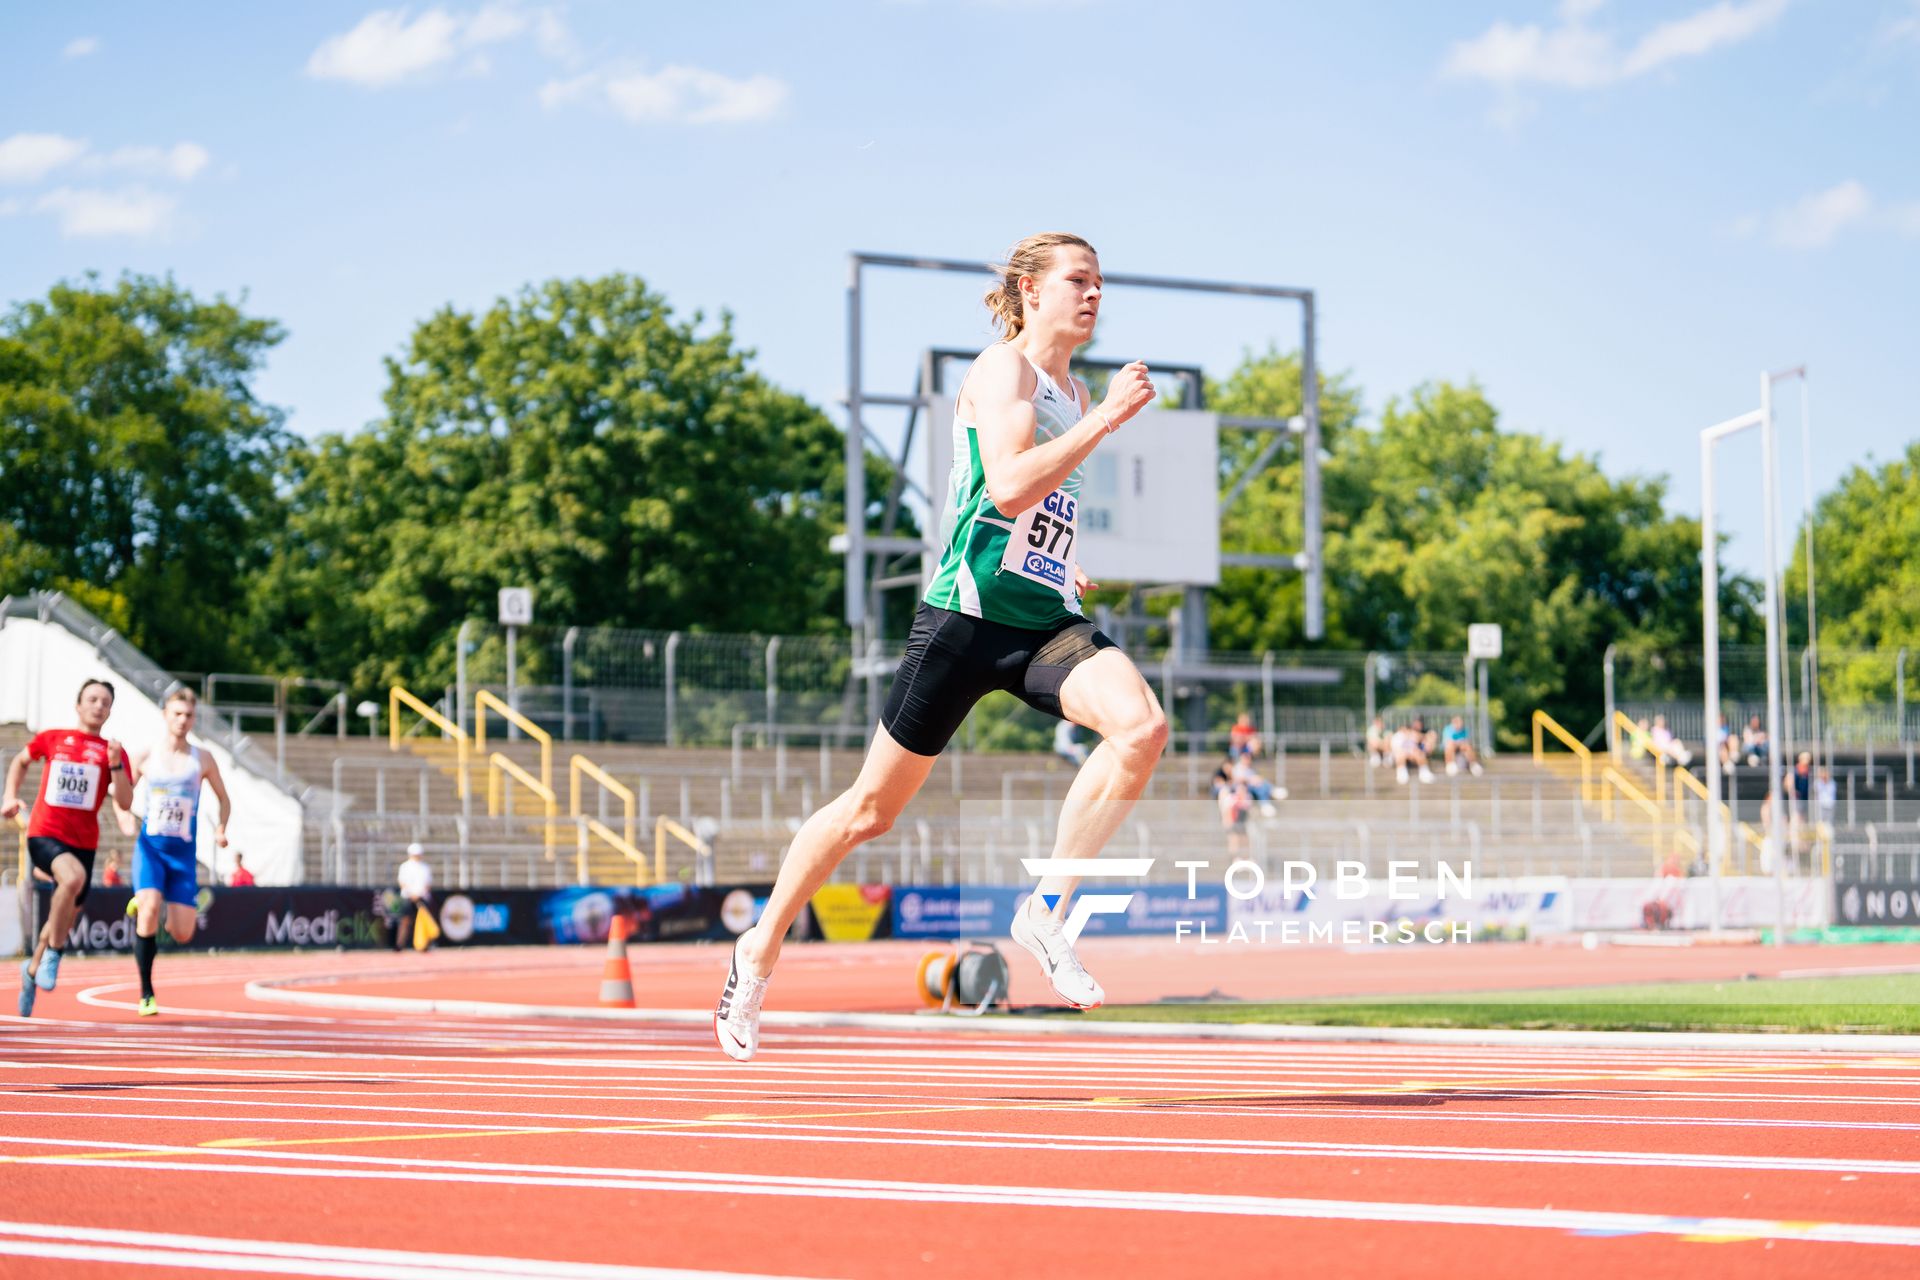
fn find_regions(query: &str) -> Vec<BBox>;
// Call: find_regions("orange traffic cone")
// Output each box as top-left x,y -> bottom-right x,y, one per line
598,916 -> 636,1009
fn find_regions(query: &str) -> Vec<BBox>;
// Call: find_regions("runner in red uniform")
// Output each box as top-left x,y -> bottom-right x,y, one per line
2,679 -> 133,1016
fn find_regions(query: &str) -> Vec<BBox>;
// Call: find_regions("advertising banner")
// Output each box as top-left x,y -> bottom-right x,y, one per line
34,883 -> 777,952
1225,877 -> 1572,941
1834,878 -> 1920,928
809,885 -> 893,942
1572,876 -> 1827,931
890,884 -> 1229,940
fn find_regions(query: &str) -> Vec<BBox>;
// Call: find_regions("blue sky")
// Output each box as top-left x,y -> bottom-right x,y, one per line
2,0 -> 1915,580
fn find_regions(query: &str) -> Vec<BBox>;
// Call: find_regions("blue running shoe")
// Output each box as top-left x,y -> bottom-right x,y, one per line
34,949 -> 60,992
17,961 -> 35,1017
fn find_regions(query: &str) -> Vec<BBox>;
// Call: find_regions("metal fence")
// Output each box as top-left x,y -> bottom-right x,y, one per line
443,620 -> 1477,752
1609,643 -> 1914,751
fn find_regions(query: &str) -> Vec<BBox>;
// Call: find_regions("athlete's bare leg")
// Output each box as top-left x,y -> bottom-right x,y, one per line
40,853 -> 88,953
1034,650 -> 1169,910
735,725 -> 937,977
166,902 -> 196,944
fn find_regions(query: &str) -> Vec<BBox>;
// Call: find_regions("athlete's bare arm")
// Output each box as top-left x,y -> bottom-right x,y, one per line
0,749 -> 28,819
202,753 -> 233,846
107,740 -> 133,811
972,347 -> 1155,517
112,746 -> 151,838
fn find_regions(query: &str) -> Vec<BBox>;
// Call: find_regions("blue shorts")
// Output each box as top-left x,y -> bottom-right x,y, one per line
133,834 -> 199,907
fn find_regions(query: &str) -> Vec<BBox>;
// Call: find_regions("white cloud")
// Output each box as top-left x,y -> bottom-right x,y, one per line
0,197 -> 23,217
86,142 -> 212,182
1621,0 -> 1790,77
306,4 -> 575,87
1742,181 -> 1920,249
34,186 -> 175,238
1767,180 -> 1870,248
307,8 -> 465,85
63,36 -> 99,59
1445,0 -> 1788,90
541,65 -> 788,124
0,132 -> 88,184
1879,0 -> 1920,47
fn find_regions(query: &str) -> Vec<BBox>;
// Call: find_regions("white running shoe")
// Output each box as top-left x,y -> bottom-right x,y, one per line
1470,762 -> 1484,777
1396,764 -> 1409,784
713,936 -> 770,1062
1010,896 -> 1104,1010
1419,766 -> 1436,784
1445,760 -> 1459,776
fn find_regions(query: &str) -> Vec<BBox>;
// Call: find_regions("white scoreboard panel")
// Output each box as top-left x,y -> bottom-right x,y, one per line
927,397 -> 1220,587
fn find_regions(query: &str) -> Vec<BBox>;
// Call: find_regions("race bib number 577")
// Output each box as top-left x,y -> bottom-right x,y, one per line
999,489 -> 1078,602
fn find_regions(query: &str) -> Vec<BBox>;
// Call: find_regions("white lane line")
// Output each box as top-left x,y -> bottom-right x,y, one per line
77,980 -> 337,1022
7,1146 -> 1919,1247
13,1060 -> 1920,1112
10,1088 -> 1918,1136
9,1114 -> 1919,1177
0,1221 -> 807,1279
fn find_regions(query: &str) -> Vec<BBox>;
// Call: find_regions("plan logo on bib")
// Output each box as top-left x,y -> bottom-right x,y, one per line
1021,858 -> 1155,942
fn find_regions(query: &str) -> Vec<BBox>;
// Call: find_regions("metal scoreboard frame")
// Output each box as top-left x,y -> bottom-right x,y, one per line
841,252 -> 1323,650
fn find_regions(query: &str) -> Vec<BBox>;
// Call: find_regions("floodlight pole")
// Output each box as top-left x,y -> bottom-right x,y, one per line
1758,373 -> 1788,946
1700,381 -> 1791,947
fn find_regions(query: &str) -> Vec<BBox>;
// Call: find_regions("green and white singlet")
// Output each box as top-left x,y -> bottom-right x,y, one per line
924,349 -> 1086,630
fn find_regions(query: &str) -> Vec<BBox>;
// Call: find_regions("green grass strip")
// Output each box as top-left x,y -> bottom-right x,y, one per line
1067,973 -> 1920,1034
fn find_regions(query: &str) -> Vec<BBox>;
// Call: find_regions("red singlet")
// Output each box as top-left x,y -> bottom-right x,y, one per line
26,730 -> 119,851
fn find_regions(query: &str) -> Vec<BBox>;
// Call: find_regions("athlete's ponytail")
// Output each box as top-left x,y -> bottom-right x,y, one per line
985,232 -> 1094,339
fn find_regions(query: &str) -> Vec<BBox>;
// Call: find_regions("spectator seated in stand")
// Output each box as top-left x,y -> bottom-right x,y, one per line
1365,716 -> 1391,768
1713,714 -> 1736,774
1741,715 -> 1767,767
1390,723 -> 1435,785
1648,714 -> 1692,766
1411,716 -> 1439,757
1210,762 -> 1251,853
1228,712 -> 1262,761
1230,752 -> 1285,816
228,853 -> 255,887
1440,715 -> 1483,777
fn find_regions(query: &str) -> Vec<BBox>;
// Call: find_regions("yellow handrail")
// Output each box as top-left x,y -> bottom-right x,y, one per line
1601,764 -> 1673,864
486,751 -> 557,861
568,755 -> 635,848
1530,709 -> 1594,801
654,814 -> 707,886
579,816 -> 651,887
390,685 -> 469,797
476,690 -> 551,804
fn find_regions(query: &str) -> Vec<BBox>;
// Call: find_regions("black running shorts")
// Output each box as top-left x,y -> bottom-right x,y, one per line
880,603 -> 1118,757
28,836 -> 97,906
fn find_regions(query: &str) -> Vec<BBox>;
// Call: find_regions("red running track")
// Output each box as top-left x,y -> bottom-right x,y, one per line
3,947 -> 1920,1279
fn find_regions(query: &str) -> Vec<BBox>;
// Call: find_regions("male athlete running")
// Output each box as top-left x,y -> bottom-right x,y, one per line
3,679 -> 133,1016
112,687 -> 231,1015
715,233 -> 1166,1060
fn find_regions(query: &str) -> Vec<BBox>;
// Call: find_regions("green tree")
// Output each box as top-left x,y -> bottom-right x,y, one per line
1787,441 -> 1920,706
0,274 -> 288,670
1203,351 -> 1760,737
249,274 -> 889,692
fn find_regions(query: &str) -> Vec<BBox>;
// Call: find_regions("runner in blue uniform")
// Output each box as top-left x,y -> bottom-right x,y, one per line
116,688 -> 231,1016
